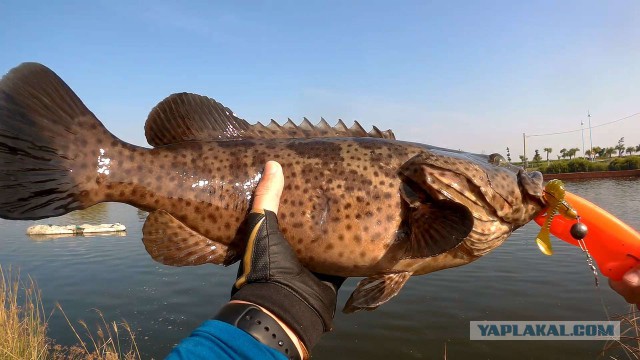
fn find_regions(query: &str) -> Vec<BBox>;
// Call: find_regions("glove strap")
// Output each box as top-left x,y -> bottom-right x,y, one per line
214,302 -> 302,360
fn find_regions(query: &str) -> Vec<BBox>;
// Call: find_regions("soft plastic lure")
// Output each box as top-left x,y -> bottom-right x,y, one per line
534,180 -> 640,280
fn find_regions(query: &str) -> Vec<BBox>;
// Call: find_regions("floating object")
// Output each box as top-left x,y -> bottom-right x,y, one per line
26,223 -> 126,235
535,184 -> 640,280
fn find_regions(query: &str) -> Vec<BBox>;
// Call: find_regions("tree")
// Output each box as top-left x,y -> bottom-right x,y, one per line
585,149 -> 592,158
506,147 -> 511,162
533,150 -> 542,165
519,155 -> 528,163
543,147 -> 552,164
560,148 -> 568,159
566,148 -> 580,160
615,137 -> 626,157
605,147 -> 616,158
636,145 -> 640,153
626,146 -> 635,156
594,146 -> 606,158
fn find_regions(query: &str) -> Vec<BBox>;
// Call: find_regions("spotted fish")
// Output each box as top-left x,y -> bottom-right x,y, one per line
0,63 -> 546,312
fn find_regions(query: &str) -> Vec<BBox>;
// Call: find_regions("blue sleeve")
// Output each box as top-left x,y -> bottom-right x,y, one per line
166,320 -> 287,360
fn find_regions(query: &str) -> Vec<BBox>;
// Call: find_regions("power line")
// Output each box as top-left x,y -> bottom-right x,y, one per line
526,112 -> 640,138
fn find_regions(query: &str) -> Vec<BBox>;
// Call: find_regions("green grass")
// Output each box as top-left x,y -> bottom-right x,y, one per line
515,156 -> 640,174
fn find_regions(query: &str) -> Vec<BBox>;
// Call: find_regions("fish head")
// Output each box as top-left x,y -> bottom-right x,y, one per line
400,150 -> 546,231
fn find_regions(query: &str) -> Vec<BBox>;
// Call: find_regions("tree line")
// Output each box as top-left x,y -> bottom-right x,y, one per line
510,137 -> 640,164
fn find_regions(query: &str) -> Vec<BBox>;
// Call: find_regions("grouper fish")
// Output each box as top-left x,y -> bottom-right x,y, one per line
0,63 -> 546,312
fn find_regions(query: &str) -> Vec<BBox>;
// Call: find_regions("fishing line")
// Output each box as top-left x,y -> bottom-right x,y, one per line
578,236 -> 612,321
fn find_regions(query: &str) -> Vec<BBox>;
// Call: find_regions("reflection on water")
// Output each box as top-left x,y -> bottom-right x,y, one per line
0,178 -> 638,359
137,209 -> 149,222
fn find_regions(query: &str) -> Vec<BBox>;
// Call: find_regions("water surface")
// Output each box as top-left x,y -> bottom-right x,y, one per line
0,178 -> 638,359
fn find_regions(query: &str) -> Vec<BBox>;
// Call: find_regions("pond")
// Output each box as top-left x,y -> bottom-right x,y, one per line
0,178 -> 638,359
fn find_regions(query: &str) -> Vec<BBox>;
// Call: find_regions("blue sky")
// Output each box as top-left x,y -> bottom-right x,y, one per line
1,0 -> 639,160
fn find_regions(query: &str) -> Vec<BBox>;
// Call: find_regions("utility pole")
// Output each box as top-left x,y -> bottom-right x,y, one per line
588,111 -> 593,161
581,118 -> 585,159
523,133 -> 527,169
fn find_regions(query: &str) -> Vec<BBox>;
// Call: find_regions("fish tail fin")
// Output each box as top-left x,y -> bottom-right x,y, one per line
0,63 -> 117,219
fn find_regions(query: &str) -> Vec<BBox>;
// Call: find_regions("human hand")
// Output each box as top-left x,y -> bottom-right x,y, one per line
609,266 -> 640,308
214,161 -> 343,359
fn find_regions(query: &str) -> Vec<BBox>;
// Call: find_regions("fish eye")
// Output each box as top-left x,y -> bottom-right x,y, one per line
489,153 -> 507,166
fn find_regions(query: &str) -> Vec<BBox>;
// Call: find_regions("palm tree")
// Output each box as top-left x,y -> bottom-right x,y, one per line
567,148 -> 580,159
533,150 -> 542,165
605,147 -> 616,158
616,137 -> 625,157
543,147 -> 552,164
592,146 -> 603,158
560,148 -> 568,159
626,146 -> 635,156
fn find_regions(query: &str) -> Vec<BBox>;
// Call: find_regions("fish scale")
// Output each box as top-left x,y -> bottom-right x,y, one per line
0,62 -> 546,313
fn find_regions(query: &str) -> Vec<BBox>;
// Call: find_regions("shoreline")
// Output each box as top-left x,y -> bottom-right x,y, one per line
541,169 -> 640,180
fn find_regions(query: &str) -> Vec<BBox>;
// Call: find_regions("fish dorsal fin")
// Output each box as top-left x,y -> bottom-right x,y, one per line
145,93 -> 395,146
145,93 -> 253,146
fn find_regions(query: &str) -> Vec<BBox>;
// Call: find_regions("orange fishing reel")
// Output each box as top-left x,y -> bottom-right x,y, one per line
534,179 -> 640,280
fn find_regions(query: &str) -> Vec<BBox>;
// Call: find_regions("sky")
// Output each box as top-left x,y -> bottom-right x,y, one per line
1,0 -> 639,161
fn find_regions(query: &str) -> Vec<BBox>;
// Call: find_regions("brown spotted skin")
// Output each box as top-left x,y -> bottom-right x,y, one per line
0,62 -> 546,281
76,136 -> 544,277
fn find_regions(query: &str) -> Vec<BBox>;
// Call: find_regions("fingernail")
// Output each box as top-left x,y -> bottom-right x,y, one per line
624,271 -> 639,285
265,161 -> 279,175
265,163 -> 276,174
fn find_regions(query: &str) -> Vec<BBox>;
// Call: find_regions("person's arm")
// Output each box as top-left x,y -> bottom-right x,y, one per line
167,161 -> 342,359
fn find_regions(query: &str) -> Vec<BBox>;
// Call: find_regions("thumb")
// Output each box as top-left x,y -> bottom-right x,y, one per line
251,161 -> 284,214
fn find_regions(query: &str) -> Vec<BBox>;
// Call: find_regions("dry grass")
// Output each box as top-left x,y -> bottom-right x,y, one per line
0,265 -> 139,360
0,266 -> 49,359
602,305 -> 640,359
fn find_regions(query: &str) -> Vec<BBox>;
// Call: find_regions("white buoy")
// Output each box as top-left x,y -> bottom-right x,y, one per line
26,223 -> 126,235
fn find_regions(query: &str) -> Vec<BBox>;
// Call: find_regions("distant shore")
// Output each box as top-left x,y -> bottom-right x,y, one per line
541,169 -> 640,181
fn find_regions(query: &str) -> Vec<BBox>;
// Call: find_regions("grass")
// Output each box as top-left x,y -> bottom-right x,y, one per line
0,265 -> 139,360
602,306 -> 640,359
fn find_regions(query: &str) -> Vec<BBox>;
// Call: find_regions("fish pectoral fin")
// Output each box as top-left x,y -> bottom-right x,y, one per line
343,272 -> 412,313
407,200 -> 473,258
142,210 -> 234,266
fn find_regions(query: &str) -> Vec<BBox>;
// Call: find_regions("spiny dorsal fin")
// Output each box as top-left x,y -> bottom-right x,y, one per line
145,92 -> 395,146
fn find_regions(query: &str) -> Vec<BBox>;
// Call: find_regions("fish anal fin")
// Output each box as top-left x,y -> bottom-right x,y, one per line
343,272 -> 412,313
406,200 -> 473,258
142,210 -> 234,266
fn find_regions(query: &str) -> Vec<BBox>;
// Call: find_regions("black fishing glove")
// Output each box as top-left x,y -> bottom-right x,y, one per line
215,209 -> 344,358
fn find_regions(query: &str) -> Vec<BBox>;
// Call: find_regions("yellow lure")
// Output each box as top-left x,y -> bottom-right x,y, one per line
535,179 -> 578,255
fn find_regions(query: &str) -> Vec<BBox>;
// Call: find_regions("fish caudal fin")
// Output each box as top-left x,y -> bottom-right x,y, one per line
0,63 -> 114,219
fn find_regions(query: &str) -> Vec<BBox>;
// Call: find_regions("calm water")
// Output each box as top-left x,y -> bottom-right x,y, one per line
1,178 -> 639,359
